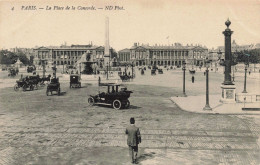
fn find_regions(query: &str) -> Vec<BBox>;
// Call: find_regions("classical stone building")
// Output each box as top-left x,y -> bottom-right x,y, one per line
33,44 -> 113,68
118,43 -> 208,66
118,48 -> 131,63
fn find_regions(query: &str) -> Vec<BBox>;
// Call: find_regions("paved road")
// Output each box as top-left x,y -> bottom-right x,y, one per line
0,82 -> 259,164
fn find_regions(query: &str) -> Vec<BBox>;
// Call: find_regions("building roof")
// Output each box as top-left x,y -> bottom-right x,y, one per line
118,48 -> 131,53
34,45 -> 104,50
130,45 -> 207,51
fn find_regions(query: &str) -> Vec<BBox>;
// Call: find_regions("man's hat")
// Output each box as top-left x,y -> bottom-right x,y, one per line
130,117 -> 135,124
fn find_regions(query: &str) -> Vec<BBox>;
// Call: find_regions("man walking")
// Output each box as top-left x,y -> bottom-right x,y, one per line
126,117 -> 141,164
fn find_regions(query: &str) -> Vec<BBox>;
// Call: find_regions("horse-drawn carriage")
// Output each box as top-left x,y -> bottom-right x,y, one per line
158,69 -> 163,74
151,69 -> 156,75
46,77 -> 61,96
141,69 -> 145,75
120,75 -> 132,82
70,74 -> 81,88
14,76 -> 37,91
8,68 -> 18,77
88,83 -> 132,110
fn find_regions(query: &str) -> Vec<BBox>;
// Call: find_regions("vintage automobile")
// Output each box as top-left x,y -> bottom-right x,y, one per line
27,65 -> 36,73
46,77 -> 60,96
151,69 -> 156,75
88,83 -> 132,110
70,74 -> 81,88
158,69 -> 163,74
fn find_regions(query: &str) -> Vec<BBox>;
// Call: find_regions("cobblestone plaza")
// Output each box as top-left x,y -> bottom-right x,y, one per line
0,67 -> 259,164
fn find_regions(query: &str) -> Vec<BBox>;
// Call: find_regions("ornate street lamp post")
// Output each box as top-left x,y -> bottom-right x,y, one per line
203,58 -> 212,110
182,62 -> 187,97
242,54 -> 250,93
106,62 -> 109,80
52,62 -> 57,78
40,59 -> 47,78
220,19 -> 236,103
242,64 -> 247,93
132,61 -> 134,79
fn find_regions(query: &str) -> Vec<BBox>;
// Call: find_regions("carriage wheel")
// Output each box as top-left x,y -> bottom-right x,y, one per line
30,85 -> 34,91
14,84 -> 19,91
88,97 -> 95,106
46,89 -> 49,96
125,100 -> 130,109
22,85 -> 27,91
113,99 -> 122,110
58,88 -> 61,96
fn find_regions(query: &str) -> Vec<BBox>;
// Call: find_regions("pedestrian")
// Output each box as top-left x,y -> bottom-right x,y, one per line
204,71 -> 206,76
249,71 -> 251,75
192,75 -> 195,83
125,117 -> 141,164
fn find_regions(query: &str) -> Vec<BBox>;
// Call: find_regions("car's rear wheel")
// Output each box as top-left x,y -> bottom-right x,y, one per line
113,99 -> 122,110
88,97 -> 95,106
14,84 -> 19,91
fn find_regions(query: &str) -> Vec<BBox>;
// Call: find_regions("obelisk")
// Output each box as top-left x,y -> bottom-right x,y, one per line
104,17 -> 110,67
220,19 -> 236,103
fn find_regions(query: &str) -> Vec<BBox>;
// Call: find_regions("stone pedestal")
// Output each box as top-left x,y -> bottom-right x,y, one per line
220,84 -> 236,103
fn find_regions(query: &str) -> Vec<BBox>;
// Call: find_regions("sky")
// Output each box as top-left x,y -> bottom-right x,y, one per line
0,0 -> 259,51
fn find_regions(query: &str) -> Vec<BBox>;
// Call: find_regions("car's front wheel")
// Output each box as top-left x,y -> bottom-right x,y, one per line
88,97 -> 95,106
113,99 -> 122,110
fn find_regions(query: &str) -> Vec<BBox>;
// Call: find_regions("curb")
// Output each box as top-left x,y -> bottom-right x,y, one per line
170,98 -> 260,115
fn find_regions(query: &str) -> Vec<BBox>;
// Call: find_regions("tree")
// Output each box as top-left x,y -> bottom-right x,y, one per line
17,51 -> 30,65
0,50 -> 16,64
235,49 -> 260,64
110,48 -> 118,59
0,50 -> 30,65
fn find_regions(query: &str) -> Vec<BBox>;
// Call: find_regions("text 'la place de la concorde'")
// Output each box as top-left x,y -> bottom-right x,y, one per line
20,5 -> 124,11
